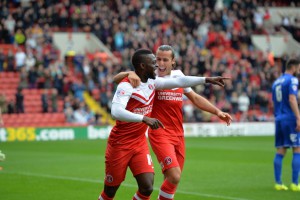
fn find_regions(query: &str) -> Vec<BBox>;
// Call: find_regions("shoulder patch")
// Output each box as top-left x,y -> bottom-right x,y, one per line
117,89 -> 126,97
291,77 -> 298,85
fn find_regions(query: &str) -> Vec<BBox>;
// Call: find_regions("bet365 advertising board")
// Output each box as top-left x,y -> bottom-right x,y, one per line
0,122 -> 274,142
0,126 -> 112,142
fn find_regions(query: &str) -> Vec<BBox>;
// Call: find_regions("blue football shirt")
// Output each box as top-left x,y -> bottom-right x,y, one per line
272,73 -> 299,120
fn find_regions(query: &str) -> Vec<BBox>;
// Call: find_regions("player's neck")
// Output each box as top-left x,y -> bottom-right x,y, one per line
285,70 -> 294,75
135,71 -> 148,83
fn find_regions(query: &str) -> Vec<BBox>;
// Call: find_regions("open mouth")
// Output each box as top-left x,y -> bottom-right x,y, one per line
158,67 -> 166,72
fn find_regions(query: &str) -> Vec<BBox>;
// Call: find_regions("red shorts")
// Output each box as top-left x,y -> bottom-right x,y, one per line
149,129 -> 185,172
104,141 -> 154,186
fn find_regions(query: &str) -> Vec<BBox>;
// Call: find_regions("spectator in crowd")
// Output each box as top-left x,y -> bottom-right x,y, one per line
0,93 -> 7,114
0,49 -> 4,72
6,50 -> 15,72
51,88 -> 58,113
14,29 -> 26,45
15,87 -> 24,113
7,100 -> 15,114
15,47 -> 26,70
41,89 -> 48,113
73,101 -> 90,124
238,92 -> 250,121
25,53 -> 36,72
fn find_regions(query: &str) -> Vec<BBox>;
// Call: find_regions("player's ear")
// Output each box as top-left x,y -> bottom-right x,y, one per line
172,59 -> 176,69
172,58 -> 175,65
140,63 -> 145,70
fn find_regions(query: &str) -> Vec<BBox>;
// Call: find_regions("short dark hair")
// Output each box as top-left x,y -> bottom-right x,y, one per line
131,49 -> 153,70
286,59 -> 300,70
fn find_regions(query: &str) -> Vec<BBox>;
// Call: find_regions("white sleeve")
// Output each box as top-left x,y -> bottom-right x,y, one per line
111,103 -> 144,122
173,70 -> 193,93
111,82 -> 144,122
112,82 -> 133,106
154,76 -> 206,90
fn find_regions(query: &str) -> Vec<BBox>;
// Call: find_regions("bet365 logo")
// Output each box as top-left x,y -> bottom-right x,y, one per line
0,127 -> 36,142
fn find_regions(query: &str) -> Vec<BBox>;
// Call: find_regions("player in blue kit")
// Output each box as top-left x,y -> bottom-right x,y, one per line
272,59 -> 300,191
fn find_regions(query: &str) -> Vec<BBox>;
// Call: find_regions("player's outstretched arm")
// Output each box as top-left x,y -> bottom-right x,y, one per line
155,76 -> 230,90
185,91 -> 232,126
113,71 -> 141,87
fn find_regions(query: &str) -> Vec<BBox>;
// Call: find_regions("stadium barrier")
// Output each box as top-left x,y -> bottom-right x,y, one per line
0,122 -> 274,142
183,122 -> 274,137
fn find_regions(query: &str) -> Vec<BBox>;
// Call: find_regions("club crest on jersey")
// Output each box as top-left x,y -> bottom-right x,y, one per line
105,174 -> 113,183
148,84 -> 154,90
117,89 -> 126,97
292,85 -> 297,91
164,157 -> 172,165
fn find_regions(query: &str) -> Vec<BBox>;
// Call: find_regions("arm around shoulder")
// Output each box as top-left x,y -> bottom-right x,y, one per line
113,71 -> 140,87
113,72 -> 131,84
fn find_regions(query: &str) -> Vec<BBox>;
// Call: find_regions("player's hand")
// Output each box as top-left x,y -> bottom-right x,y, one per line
142,116 -> 165,130
205,77 -> 231,87
216,110 -> 232,126
0,150 -> 5,161
128,71 -> 141,88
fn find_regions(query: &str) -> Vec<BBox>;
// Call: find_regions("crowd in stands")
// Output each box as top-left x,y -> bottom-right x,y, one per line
0,0 -> 300,124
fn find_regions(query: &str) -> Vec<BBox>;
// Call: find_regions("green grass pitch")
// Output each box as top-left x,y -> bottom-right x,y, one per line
0,136 -> 298,200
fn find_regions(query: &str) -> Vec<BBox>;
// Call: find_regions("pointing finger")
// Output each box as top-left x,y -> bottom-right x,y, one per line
221,77 -> 231,80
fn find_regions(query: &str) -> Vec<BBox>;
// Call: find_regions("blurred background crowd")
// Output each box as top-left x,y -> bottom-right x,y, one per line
0,0 -> 300,125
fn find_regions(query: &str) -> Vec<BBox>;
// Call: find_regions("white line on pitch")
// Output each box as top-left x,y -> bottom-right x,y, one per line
3,171 -> 251,200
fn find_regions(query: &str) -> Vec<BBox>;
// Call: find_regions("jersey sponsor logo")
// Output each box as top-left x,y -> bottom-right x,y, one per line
157,91 -> 183,101
105,174 -> 113,183
133,105 -> 153,115
164,156 -> 172,165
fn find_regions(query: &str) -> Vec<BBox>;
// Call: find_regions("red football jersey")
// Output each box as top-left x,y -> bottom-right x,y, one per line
150,70 -> 192,136
109,78 -> 156,148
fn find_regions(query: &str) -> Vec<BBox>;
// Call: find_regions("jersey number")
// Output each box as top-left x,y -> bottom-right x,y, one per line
275,85 -> 282,102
